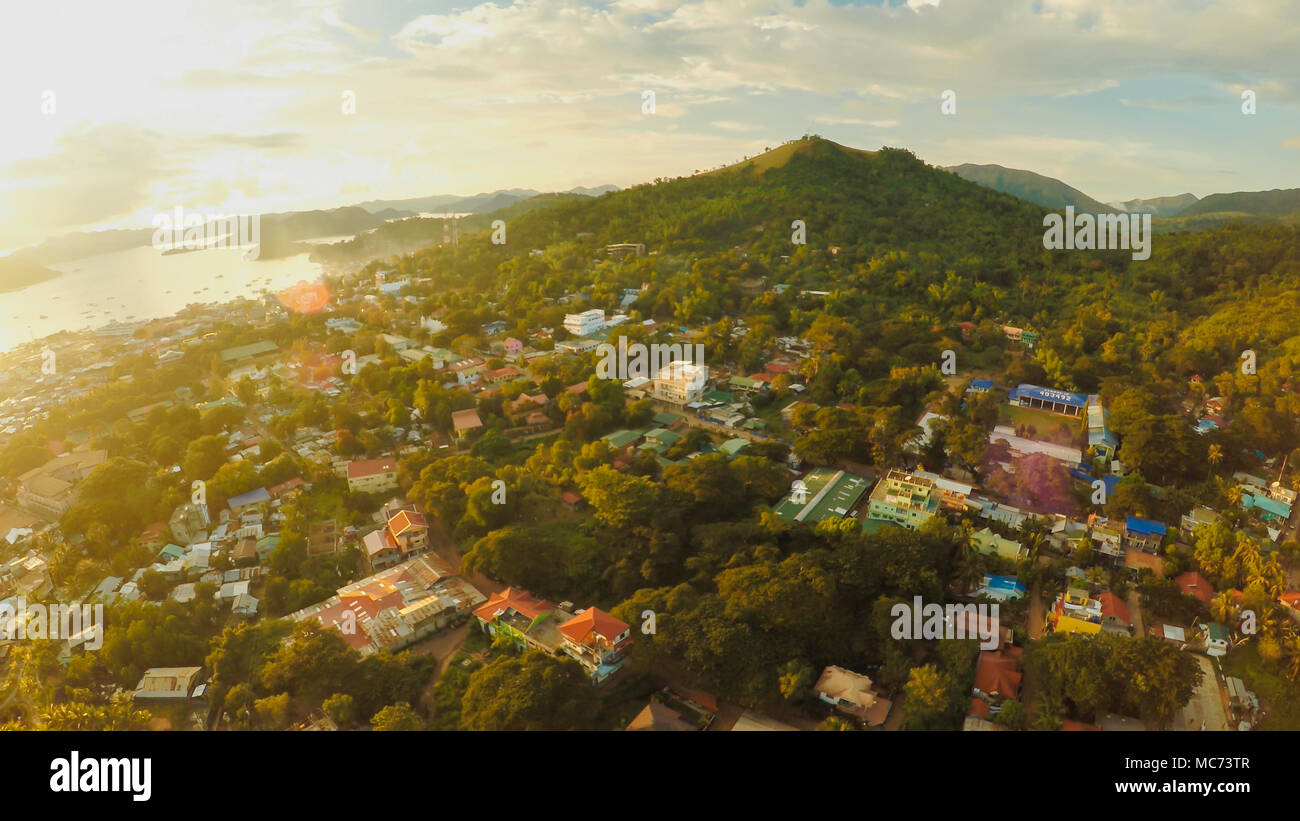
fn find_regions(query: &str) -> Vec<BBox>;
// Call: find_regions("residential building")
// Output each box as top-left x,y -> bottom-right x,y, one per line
346,458 -> 399,494
1050,587 -> 1103,636
557,607 -> 633,683
1175,571 -> 1215,606
651,360 -> 709,405
563,308 -> 606,337
1124,516 -> 1167,553
972,528 -> 1025,560
451,408 -> 484,439
970,645 -> 1023,721
16,449 -> 108,519
1206,622 -> 1230,657
473,587 -> 574,654
291,553 -> 484,656
867,469 -> 939,530
626,703 -> 696,732
362,502 -> 431,571
133,667 -> 204,701
813,665 -> 892,727
169,502 -> 211,545
1180,505 -> 1221,539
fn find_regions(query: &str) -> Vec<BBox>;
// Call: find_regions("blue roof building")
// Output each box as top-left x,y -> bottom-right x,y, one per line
1010,383 -> 1088,416
1125,516 -> 1167,536
228,487 -> 271,510
967,378 -> 995,393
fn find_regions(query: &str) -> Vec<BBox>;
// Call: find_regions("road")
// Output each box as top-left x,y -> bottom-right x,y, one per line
1174,654 -> 1230,731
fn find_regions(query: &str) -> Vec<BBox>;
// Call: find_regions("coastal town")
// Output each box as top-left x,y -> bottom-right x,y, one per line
1,218 -> 1296,733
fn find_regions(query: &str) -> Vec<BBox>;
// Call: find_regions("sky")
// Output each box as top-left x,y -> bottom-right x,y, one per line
1,0 -> 1298,252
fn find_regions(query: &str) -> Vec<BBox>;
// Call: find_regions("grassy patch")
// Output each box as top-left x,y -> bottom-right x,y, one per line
1221,641 -> 1300,730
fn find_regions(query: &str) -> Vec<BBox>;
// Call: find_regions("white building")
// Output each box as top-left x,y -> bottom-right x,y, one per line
563,309 -> 606,338
652,361 -> 709,406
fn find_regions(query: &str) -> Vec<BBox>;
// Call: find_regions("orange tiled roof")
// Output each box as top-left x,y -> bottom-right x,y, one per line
388,509 -> 428,538
558,606 -> 629,644
973,646 -> 1022,700
473,587 -> 552,623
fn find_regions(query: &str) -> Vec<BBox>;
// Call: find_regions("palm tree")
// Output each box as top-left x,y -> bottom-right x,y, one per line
1210,591 -> 1234,624
1207,444 -> 1223,474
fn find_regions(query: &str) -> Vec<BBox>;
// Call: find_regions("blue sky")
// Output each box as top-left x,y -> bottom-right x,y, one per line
1,0 -> 1297,251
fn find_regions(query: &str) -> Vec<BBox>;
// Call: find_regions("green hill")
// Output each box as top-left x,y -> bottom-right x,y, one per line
1179,187 -> 1300,219
945,163 -> 1116,213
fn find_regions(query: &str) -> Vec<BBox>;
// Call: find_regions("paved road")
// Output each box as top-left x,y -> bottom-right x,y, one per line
1174,654 -> 1229,731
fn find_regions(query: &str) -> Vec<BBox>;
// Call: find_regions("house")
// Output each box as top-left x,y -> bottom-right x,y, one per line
451,408 -> 484,439
228,487 -> 271,513
626,703 -> 696,731
1175,571 -> 1215,607
557,607 -> 633,683
138,522 -> 169,552
169,502 -> 211,545
16,449 -> 109,519
1096,592 -> 1132,635
967,378 -> 994,393
971,645 -> 1022,720
473,587 -> 573,654
1206,622 -> 1230,657
231,537 -> 258,566
503,337 -> 524,357
1181,505 -> 1220,538
972,528 -> 1026,560
813,665 -> 892,727
362,503 -> 431,571
346,458 -> 399,494
1050,587 -> 1103,636
1124,516 -> 1167,553
255,533 -> 281,563
290,554 -> 485,656
561,491 -> 585,511
133,667 -> 204,701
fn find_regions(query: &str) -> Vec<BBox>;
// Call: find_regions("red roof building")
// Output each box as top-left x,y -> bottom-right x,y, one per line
557,607 -> 633,683
1175,571 -> 1215,606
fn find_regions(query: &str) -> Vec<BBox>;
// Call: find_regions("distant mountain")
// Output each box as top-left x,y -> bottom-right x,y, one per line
311,192 -> 595,269
1108,193 -> 1198,217
8,229 -> 154,267
945,163 -> 1117,213
0,257 -> 61,294
1177,188 -> 1300,219
353,186 -> 619,216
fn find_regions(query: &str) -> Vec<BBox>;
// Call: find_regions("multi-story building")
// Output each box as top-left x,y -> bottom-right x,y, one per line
867,469 -> 940,530
557,607 -> 633,683
1049,587 -> 1103,636
16,449 -> 108,519
563,309 -> 606,338
346,458 -> 399,494
362,501 -> 431,571
473,588 -> 574,654
651,360 -> 709,405
290,554 -> 485,657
